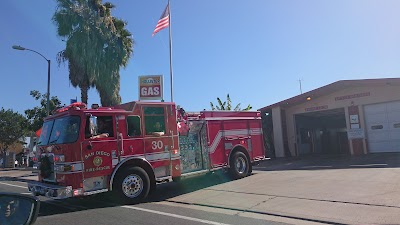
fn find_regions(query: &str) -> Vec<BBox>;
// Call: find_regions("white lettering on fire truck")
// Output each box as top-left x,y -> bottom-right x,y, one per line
85,151 -> 110,160
85,152 -> 94,160
151,140 -> 163,150
96,151 -> 110,157
85,166 -> 110,172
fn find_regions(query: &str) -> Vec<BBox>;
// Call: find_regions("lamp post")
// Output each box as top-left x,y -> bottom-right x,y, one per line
12,45 -> 51,116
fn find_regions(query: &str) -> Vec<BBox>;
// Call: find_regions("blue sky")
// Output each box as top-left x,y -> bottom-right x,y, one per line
1,0 -> 400,114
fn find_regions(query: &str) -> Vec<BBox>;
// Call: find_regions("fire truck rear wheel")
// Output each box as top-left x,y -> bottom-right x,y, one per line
229,151 -> 250,179
113,167 -> 150,203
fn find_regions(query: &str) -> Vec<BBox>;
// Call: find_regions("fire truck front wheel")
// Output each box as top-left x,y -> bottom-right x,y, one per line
113,167 -> 150,203
229,151 -> 250,179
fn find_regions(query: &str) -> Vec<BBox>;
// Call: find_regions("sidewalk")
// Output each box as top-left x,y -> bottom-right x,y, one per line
0,167 -> 35,171
0,167 -> 37,182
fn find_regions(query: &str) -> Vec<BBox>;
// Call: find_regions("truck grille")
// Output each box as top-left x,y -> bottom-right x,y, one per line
39,155 -> 55,181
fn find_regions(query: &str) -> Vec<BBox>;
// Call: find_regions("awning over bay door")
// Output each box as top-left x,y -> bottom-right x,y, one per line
364,101 -> 400,153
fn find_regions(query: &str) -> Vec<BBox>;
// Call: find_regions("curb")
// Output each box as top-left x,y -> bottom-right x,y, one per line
0,176 -> 36,183
0,168 -> 35,172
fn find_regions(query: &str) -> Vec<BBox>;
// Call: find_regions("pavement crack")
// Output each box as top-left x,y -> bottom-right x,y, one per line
236,196 -> 277,217
206,188 -> 400,209
165,199 -> 348,225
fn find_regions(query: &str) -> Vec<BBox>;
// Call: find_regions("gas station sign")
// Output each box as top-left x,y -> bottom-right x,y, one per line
138,75 -> 163,100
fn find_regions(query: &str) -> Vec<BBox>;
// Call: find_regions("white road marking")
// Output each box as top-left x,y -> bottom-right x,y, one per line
21,193 -> 33,195
0,182 -> 27,189
156,202 -> 326,225
301,165 -> 332,169
350,164 -> 388,167
121,205 -> 231,225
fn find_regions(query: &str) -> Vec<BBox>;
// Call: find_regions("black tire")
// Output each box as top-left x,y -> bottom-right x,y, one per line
112,167 -> 150,204
229,151 -> 250,179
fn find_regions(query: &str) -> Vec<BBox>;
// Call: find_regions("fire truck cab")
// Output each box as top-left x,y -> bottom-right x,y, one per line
28,101 -> 265,203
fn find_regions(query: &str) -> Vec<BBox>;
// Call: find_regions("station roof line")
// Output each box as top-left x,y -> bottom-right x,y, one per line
258,77 -> 400,111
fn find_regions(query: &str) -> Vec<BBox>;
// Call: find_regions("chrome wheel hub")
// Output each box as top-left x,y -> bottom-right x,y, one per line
122,174 -> 143,198
235,157 -> 247,174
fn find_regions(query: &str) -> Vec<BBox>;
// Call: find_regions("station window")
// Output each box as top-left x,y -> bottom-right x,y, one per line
144,107 -> 166,136
127,116 -> 141,137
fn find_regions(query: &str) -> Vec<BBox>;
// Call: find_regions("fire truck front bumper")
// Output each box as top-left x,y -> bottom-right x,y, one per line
28,181 -> 72,199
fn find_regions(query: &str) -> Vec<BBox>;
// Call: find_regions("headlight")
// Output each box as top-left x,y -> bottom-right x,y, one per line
54,155 -> 65,162
54,165 -> 64,172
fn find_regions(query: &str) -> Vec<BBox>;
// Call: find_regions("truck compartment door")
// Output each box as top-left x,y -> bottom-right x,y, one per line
179,121 -> 208,174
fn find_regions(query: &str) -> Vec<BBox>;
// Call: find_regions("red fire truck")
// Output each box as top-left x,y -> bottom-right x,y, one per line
28,101 -> 266,203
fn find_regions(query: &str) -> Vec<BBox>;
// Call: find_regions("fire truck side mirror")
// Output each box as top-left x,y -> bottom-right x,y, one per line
89,116 -> 98,137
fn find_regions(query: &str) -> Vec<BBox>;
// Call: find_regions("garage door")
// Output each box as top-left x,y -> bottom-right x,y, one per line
364,101 -> 400,153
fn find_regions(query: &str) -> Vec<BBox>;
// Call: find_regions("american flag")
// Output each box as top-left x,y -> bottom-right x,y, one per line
152,4 -> 170,36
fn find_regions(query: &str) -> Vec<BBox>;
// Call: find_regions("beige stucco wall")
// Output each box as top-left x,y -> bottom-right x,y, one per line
283,84 -> 400,156
272,107 -> 285,157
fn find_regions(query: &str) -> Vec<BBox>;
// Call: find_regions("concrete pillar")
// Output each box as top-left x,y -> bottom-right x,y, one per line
344,107 -> 354,155
348,105 -> 365,155
272,107 -> 285,157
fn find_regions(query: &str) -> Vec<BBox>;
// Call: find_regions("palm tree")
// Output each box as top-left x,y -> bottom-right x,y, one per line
95,17 -> 133,106
57,50 -> 93,103
54,0 -> 106,103
53,0 -> 133,106
210,94 -> 252,111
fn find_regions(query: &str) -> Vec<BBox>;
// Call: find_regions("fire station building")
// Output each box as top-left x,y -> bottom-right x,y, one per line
259,78 -> 400,158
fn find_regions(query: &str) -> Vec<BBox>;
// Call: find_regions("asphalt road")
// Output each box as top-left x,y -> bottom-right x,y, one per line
3,154 -> 400,225
0,179 -> 295,225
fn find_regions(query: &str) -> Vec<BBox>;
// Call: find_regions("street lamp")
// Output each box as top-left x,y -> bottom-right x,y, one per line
12,45 -> 51,116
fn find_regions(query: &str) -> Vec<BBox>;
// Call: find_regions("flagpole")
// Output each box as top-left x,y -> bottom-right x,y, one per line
168,0 -> 174,102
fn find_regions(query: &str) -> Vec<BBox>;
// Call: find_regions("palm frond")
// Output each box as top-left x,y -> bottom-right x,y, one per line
227,94 -> 232,110
210,102 -> 215,111
217,97 -> 225,110
53,0 -> 133,105
243,104 -> 252,111
234,103 -> 241,111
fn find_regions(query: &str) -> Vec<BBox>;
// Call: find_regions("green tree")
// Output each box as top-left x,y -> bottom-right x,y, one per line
54,0 -> 134,106
0,108 -> 28,153
210,94 -> 252,111
24,90 -> 64,132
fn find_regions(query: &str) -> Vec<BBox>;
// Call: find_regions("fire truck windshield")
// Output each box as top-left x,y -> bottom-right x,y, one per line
37,116 -> 81,146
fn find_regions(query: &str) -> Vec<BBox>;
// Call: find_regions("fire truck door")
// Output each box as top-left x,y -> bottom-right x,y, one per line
142,106 -> 173,177
81,116 -> 115,190
123,115 -> 145,157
